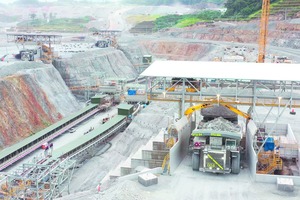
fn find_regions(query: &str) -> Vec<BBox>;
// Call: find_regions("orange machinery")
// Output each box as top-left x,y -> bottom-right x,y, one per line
257,0 -> 271,63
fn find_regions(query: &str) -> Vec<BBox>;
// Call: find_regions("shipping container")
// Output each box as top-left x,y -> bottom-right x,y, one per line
118,103 -> 134,116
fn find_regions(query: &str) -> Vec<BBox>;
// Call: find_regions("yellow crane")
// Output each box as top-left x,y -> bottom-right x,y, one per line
257,0 -> 271,63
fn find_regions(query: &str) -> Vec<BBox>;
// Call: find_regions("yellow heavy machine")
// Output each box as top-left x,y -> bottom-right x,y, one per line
185,102 -> 251,174
257,149 -> 283,174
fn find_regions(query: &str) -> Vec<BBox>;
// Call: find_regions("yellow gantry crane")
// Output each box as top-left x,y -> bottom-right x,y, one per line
257,0 -> 271,63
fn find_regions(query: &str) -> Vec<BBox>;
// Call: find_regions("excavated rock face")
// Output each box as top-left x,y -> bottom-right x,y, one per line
0,62 -> 81,149
164,20 -> 300,49
53,48 -> 138,88
140,41 -> 211,61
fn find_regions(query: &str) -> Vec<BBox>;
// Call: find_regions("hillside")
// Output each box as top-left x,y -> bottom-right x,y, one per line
0,62 -> 81,149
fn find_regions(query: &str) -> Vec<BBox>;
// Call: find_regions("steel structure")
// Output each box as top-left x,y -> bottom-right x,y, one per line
141,61 -> 300,120
0,157 -> 75,200
7,33 -> 62,44
92,30 -> 121,37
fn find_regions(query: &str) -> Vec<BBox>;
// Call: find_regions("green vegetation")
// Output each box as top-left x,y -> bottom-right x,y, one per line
152,0 -> 295,31
176,17 -> 200,28
154,10 -> 221,30
127,15 -> 161,24
17,16 -> 93,32
223,0 -> 279,19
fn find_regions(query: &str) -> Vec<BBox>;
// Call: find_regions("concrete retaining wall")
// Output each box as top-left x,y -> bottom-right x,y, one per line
131,158 -> 163,169
153,141 -> 168,151
121,166 -> 133,176
255,174 -> 300,185
247,120 -> 258,177
169,116 -> 191,174
142,150 -> 168,160
118,167 -> 163,182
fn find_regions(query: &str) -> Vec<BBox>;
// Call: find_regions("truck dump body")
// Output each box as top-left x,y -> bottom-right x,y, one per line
191,117 -> 243,174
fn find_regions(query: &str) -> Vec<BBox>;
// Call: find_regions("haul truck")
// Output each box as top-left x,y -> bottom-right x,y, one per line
185,103 -> 251,174
191,122 -> 242,174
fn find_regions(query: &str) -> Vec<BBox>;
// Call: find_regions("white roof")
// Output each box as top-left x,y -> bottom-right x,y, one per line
141,61 -> 300,81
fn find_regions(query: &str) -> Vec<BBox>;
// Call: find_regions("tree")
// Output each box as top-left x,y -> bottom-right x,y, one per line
30,13 -> 37,21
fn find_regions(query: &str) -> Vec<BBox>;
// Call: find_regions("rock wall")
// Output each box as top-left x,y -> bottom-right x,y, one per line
0,62 -> 81,149
53,48 -> 138,87
165,20 -> 300,49
140,41 -> 211,61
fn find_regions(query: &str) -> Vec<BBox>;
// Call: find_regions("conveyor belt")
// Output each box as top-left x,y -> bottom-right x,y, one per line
0,104 -> 99,171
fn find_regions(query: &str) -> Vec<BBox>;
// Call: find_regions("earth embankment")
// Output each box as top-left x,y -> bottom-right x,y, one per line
53,48 -> 138,87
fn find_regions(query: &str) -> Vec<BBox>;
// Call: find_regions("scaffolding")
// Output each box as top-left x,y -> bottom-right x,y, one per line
0,157 -> 75,200
257,150 -> 283,174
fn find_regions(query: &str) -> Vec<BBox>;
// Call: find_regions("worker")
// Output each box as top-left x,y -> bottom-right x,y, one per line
96,184 -> 101,193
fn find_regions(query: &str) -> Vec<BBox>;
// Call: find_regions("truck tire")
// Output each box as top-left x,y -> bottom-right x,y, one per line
231,156 -> 240,174
192,152 -> 200,171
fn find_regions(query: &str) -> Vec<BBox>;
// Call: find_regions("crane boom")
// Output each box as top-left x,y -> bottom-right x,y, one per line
257,0 -> 271,63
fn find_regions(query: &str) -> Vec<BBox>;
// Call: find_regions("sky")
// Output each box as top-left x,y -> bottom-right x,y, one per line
0,0 -> 121,3
0,0 -> 58,3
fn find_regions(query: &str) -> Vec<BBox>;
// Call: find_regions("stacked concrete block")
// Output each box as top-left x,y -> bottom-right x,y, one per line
131,158 -> 163,169
121,166 -> 134,176
152,141 -> 168,151
142,150 -> 168,160
138,173 -> 158,187
277,177 -> 294,192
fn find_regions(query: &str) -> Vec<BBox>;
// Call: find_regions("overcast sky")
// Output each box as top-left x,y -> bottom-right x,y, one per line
0,0 -> 58,3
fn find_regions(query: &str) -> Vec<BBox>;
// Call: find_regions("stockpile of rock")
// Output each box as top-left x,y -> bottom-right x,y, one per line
198,117 -> 240,132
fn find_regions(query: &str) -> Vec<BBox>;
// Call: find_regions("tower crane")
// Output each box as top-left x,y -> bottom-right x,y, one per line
257,0 -> 271,63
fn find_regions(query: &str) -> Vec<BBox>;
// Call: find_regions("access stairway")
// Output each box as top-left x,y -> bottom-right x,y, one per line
257,150 -> 283,174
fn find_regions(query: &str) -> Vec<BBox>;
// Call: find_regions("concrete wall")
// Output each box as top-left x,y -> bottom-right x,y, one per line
246,120 -> 258,177
287,124 -> 300,170
257,123 -> 287,136
142,150 -> 168,160
255,174 -> 300,185
120,166 -> 133,176
131,158 -> 163,169
119,167 -> 163,182
169,116 -> 191,174
287,124 -> 297,141
153,141 -> 168,151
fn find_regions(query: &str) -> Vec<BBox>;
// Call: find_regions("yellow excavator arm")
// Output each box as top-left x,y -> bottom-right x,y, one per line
220,103 -> 251,120
184,102 -> 251,120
